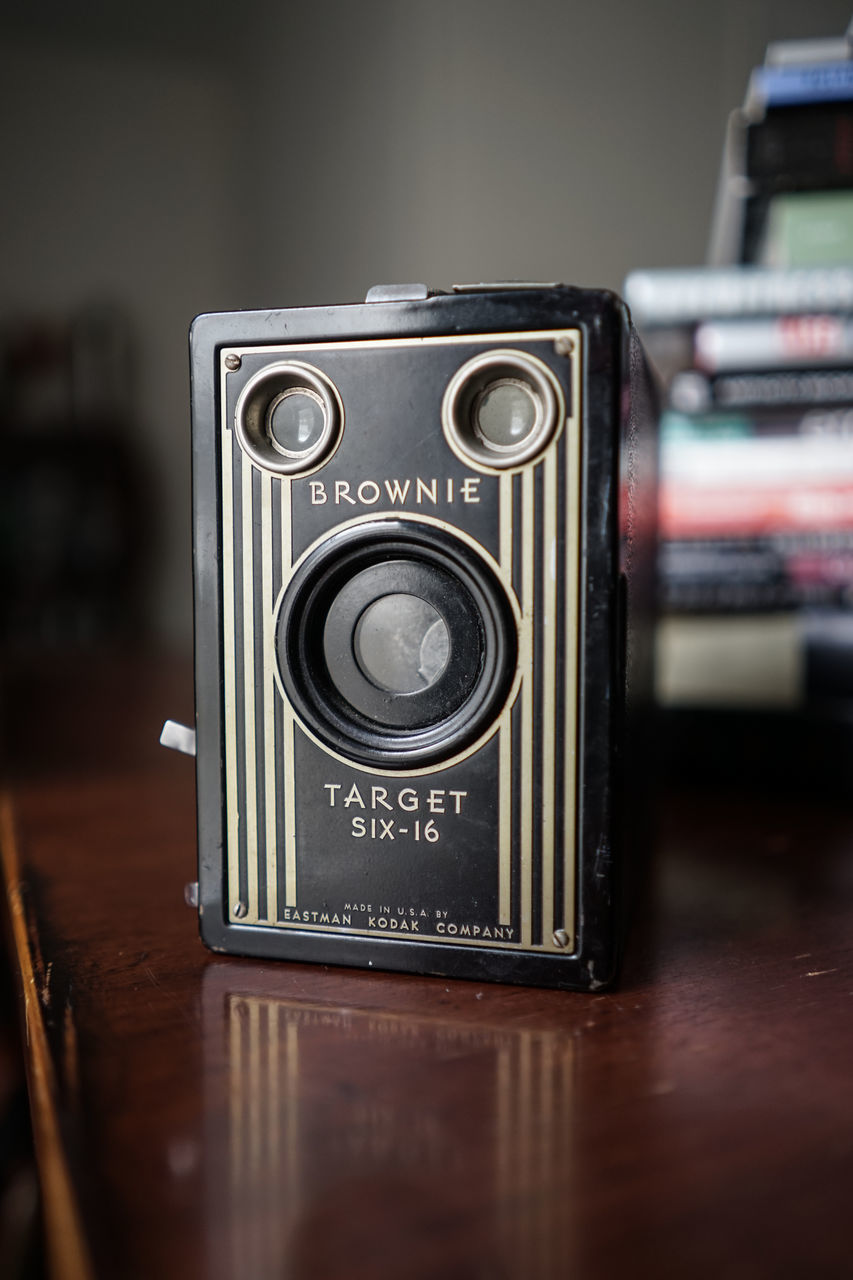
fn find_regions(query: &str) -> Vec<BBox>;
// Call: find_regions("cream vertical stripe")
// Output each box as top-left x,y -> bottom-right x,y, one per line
241,458 -> 259,921
520,467 -> 535,947
498,712 -> 512,926
261,474 -> 276,921
498,471 -> 514,926
541,446 -> 558,945
280,480 -> 298,907
563,358 -> 582,949
221,418 -> 241,923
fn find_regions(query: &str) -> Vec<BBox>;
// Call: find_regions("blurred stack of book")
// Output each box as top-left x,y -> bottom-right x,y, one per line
709,30 -> 853,268
626,27 -> 853,788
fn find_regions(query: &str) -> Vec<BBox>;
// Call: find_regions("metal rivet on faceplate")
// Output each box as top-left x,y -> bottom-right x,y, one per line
224,353 -> 242,371
233,901 -> 248,919
552,929 -> 570,949
554,337 -> 574,357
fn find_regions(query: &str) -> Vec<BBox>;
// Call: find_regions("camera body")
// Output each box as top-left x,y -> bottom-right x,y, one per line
190,284 -> 656,990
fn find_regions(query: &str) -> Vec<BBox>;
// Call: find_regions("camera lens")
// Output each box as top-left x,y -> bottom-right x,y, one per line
473,379 -> 539,449
277,520 -> 517,769
353,593 -> 450,694
234,361 -> 343,475
320,559 -> 475,728
267,389 -> 327,456
442,349 -> 563,471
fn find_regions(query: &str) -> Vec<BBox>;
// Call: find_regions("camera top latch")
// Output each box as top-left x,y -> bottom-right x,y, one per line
364,283 -> 433,302
364,282 -> 561,303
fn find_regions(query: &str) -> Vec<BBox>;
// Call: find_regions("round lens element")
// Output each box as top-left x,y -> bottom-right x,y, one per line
321,560 -> 476,728
354,593 -> 450,694
441,349 -> 564,472
267,389 -> 326,455
474,379 -> 539,450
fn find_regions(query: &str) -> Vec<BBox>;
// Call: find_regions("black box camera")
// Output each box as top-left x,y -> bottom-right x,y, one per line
182,283 -> 656,990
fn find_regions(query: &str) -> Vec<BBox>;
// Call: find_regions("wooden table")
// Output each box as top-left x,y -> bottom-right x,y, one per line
2,655 -> 852,1279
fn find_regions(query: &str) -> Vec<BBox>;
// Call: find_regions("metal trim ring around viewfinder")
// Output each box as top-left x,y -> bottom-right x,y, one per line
441,348 -> 564,472
234,361 -> 344,476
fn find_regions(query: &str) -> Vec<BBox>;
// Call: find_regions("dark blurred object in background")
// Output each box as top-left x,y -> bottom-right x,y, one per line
627,25 -> 853,793
710,22 -> 853,267
0,307 -> 149,650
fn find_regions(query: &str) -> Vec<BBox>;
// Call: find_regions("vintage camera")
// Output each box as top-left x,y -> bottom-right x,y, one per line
181,283 -> 656,990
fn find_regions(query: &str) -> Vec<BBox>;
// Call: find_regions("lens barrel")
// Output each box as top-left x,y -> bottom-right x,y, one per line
277,520 -> 517,769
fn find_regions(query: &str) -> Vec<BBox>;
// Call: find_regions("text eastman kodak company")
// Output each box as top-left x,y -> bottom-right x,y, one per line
279,905 -> 516,941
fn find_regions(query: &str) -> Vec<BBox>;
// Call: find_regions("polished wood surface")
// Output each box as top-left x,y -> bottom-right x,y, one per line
2,655 -> 853,1278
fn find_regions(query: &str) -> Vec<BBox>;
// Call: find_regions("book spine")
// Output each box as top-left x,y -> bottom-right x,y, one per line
661,535 -> 853,612
751,63 -> 853,109
711,368 -> 853,407
695,315 -> 853,372
624,266 -> 853,325
746,105 -> 853,183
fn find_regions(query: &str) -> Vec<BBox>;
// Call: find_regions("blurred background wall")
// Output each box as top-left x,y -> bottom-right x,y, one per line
2,0 -> 851,650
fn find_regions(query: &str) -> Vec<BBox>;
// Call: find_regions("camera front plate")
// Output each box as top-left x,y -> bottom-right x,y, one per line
215,329 -> 583,965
